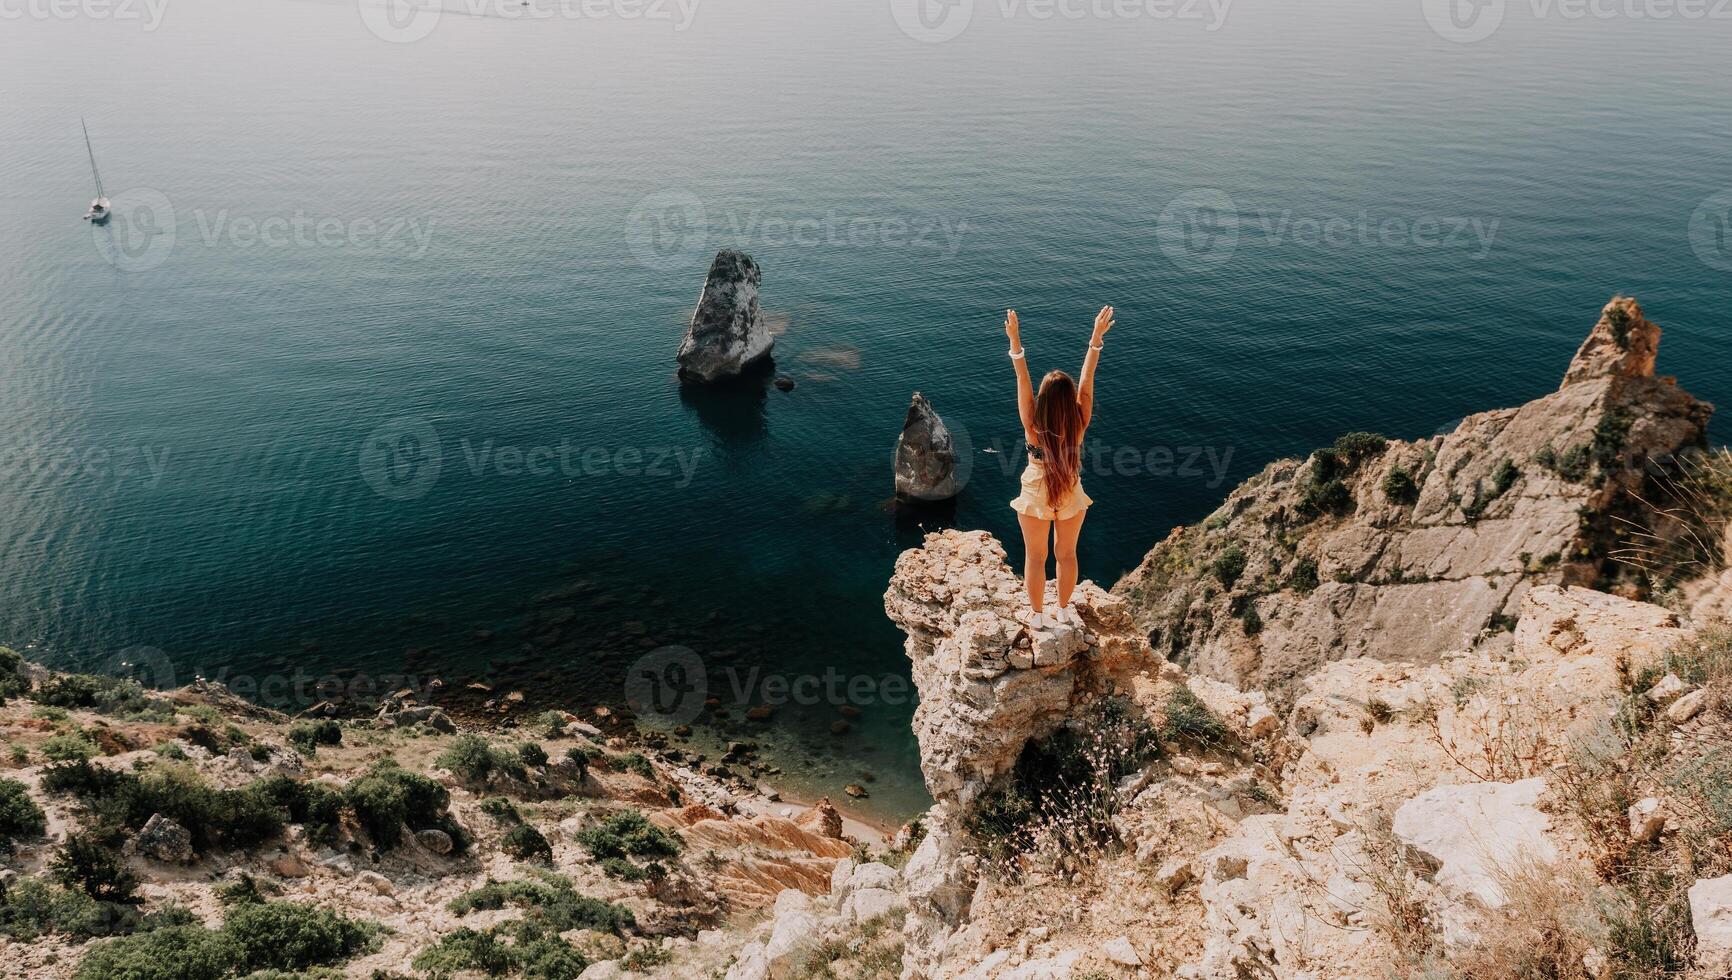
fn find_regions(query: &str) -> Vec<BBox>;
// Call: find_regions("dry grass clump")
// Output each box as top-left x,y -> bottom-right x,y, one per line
784,909 -> 906,980
1448,863 -> 1608,980
1609,447 -> 1732,599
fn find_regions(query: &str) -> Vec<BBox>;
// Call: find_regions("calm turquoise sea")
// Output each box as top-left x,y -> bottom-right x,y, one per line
2,0 -> 1730,817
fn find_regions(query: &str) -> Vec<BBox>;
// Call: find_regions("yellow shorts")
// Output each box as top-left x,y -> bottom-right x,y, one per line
1009,461 -> 1092,521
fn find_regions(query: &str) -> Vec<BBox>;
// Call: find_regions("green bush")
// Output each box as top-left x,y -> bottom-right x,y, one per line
500,824 -> 553,862
51,833 -> 140,903
449,872 -> 634,935
286,720 -> 342,755
1593,410 -> 1633,473
537,711 -> 568,738
0,778 -> 47,846
1210,546 -> 1247,589
1297,477 -> 1352,518
575,810 -> 679,862
1491,457 -> 1520,496
598,857 -> 652,881
1332,431 -> 1388,462
1160,686 -> 1229,749
33,673 -> 173,721
0,876 -> 140,940
1288,557 -> 1319,594
615,753 -> 654,781
345,760 -> 464,853
70,900 -> 375,980
251,776 -> 345,849
41,730 -> 100,762
224,900 -> 377,972
516,742 -> 548,768
40,760 -> 287,853
74,924 -> 240,980
1382,465 -> 1419,504
1240,603 -> 1263,637
0,646 -> 24,701
436,735 -> 526,785
414,927 -> 517,977
479,796 -> 521,824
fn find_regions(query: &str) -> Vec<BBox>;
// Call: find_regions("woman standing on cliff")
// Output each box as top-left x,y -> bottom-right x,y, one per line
1005,305 -> 1113,627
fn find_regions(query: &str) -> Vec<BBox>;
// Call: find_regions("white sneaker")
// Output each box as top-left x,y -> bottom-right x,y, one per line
1018,608 -> 1048,629
1052,605 -> 1078,626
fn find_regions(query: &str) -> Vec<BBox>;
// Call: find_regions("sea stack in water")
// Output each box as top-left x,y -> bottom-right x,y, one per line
677,249 -> 772,383
895,392 -> 959,502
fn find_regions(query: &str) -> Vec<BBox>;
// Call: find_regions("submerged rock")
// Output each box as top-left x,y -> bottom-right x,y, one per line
677,249 -> 772,383
894,392 -> 959,501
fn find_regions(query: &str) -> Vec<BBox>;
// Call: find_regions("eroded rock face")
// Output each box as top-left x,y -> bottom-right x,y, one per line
678,249 -> 772,383
895,393 -> 960,502
1113,297 -> 1713,692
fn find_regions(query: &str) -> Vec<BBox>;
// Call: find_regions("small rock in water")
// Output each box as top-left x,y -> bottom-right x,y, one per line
894,392 -> 960,502
745,705 -> 775,722
677,249 -> 773,383
830,720 -> 851,735
774,376 -> 796,392
844,783 -> 869,799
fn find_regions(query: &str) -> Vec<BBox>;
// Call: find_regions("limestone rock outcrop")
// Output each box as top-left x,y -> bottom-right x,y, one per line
894,393 -> 961,502
886,525 -> 1720,978
678,249 -> 773,383
1113,296 -> 1713,692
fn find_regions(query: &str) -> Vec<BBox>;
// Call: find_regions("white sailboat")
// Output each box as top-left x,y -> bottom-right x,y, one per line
81,118 -> 111,224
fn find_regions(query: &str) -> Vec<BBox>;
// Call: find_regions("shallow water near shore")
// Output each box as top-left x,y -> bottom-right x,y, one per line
3,0 -> 1732,822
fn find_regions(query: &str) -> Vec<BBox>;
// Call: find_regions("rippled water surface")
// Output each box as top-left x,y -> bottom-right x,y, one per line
2,0 -> 1730,818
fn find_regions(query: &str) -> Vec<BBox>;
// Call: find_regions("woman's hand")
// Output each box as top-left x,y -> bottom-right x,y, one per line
1005,309 -> 1022,351
1092,305 -> 1114,344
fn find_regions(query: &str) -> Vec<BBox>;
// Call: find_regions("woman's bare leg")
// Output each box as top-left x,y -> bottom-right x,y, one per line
1054,510 -> 1086,610
1016,512 -> 1051,613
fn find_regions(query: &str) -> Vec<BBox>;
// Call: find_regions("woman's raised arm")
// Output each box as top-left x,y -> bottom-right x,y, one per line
1006,310 -> 1035,442
1077,305 -> 1112,426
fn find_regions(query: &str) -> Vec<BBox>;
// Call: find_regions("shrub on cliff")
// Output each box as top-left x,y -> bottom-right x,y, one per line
40,760 -> 287,853
71,900 -> 377,980
449,871 -> 634,935
436,734 -> 527,785
346,759 -> 466,853
1160,686 -> 1229,750
1332,431 -> 1388,462
0,778 -> 46,849
0,875 -> 144,940
500,823 -> 553,862
1288,557 -> 1320,593
41,729 -> 100,762
1211,546 -> 1247,589
0,646 -> 24,701
967,698 -> 1158,870
32,673 -> 173,722
1382,465 -> 1419,504
50,834 -> 139,903
285,719 -> 342,755
575,809 -> 680,862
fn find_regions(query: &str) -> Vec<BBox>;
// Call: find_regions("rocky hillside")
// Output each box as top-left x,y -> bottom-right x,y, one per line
0,647 -> 901,980
877,527 -> 1732,979
1112,297 -> 1715,693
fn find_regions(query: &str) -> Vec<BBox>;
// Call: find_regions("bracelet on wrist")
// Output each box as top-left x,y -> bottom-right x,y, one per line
1089,343 -> 1104,352
1009,347 -> 1025,360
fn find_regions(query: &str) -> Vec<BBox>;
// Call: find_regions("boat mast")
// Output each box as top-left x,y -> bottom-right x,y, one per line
81,118 -> 105,199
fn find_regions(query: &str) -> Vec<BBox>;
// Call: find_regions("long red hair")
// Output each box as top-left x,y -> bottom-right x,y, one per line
1033,370 -> 1086,508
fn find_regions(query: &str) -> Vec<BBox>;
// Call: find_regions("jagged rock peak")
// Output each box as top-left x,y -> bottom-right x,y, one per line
677,249 -> 773,383
1561,294 -> 1660,389
894,392 -> 959,501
